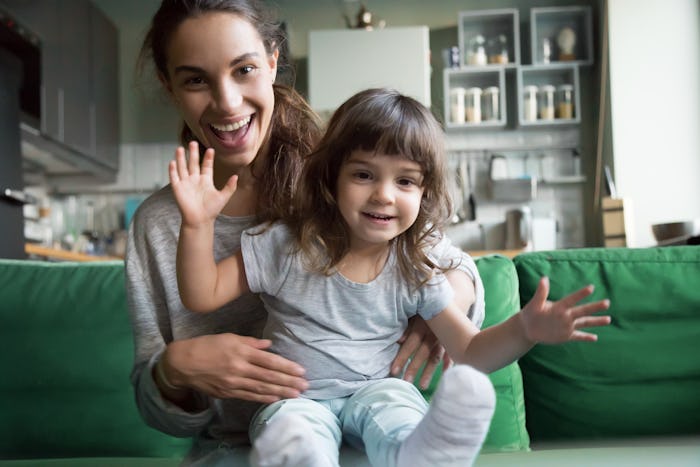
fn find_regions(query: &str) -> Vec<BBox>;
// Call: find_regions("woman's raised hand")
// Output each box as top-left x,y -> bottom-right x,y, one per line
169,141 -> 239,227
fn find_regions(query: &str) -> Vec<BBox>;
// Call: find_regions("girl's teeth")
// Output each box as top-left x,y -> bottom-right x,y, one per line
211,116 -> 251,132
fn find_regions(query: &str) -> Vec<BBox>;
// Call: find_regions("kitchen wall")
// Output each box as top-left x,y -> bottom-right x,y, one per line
606,0 -> 700,246
63,0 -> 699,250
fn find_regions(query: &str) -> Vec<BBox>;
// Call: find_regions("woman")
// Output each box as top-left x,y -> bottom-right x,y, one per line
126,0 -> 483,463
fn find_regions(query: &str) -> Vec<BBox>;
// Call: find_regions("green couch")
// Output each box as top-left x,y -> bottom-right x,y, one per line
1,247 -> 699,466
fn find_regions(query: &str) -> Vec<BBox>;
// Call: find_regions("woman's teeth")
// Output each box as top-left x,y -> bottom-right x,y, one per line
211,116 -> 251,132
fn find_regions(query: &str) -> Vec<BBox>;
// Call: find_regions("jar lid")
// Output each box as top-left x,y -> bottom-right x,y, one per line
450,87 -> 466,94
484,86 -> 500,94
558,84 -> 574,91
465,87 -> 483,95
539,84 -> 556,92
523,85 -> 539,92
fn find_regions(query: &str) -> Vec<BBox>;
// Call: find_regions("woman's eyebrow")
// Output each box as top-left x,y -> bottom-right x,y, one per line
173,52 -> 261,76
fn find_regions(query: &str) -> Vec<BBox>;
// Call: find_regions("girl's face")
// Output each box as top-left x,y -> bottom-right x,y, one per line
336,150 -> 425,249
163,12 -> 278,172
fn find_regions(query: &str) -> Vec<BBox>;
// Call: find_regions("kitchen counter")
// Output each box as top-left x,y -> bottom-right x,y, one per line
25,244 -> 123,262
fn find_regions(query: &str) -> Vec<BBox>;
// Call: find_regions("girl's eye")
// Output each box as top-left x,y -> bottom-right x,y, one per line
353,171 -> 372,180
397,178 -> 417,187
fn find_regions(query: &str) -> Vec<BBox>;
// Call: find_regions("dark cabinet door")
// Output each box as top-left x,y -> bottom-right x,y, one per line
89,4 -> 119,170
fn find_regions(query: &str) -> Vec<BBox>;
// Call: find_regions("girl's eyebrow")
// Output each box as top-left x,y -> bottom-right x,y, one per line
173,52 -> 261,76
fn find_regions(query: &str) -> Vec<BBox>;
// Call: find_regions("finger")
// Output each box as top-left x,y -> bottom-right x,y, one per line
391,331 -> 423,376
168,160 -> 180,185
175,146 -> 189,180
222,372 -> 305,399
200,148 -> 215,177
574,315 -> 611,329
557,284 -> 595,309
187,141 -> 201,175
570,299 -> 610,319
418,345 -> 444,389
403,339 -> 434,382
244,365 -> 309,392
220,175 -> 239,200
569,330 -> 599,342
527,276 -> 550,310
247,346 -> 307,377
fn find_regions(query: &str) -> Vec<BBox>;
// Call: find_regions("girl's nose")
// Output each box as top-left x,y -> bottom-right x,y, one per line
213,80 -> 243,113
371,183 -> 395,204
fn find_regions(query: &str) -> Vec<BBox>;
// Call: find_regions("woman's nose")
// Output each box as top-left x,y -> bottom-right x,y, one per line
213,80 -> 243,113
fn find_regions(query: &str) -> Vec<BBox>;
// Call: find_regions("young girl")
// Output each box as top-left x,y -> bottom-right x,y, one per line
170,88 -> 610,467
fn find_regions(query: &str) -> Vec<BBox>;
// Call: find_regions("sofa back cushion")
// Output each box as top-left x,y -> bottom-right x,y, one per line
0,260 -> 190,459
514,247 -> 700,442
420,254 -> 530,452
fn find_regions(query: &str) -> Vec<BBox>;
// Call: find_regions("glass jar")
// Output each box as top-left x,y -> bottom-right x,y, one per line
538,84 -> 556,120
522,85 -> 538,122
482,86 -> 500,121
487,34 -> 509,64
557,84 -> 575,119
466,34 -> 487,66
449,87 -> 466,124
464,87 -> 482,123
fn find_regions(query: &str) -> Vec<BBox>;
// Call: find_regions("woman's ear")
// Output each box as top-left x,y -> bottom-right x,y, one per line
158,72 -> 176,101
268,48 -> 279,84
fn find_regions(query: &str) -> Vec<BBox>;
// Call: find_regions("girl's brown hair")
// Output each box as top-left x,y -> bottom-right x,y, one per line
136,0 -> 322,222
290,88 -> 454,288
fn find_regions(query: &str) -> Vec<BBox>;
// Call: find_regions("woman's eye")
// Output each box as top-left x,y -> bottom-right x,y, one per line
239,65 -> 256,76
183,76 -> 206,87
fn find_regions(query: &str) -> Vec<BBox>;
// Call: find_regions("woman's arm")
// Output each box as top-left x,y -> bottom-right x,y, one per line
427,277 -> 611,373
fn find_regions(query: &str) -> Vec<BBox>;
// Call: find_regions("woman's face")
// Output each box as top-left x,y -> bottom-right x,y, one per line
163,12 -> 278,171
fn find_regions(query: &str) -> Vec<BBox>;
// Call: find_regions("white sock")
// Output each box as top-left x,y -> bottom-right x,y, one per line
396,365 -> 496,467
249,413 -> 335,467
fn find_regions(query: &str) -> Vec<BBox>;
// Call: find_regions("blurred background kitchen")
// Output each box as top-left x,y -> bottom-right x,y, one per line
1,0 -> 698,261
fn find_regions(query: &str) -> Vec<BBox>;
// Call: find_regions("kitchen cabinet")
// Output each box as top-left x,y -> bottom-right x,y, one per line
308,27 -> 431,115
530,6 -> 593,66
0,0 -> 119,179
444,6 -> 592,131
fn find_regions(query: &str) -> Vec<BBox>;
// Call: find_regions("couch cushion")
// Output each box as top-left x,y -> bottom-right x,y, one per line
514,247 -> 700,442
419,254 -> 530,452
0,260 -> 190,459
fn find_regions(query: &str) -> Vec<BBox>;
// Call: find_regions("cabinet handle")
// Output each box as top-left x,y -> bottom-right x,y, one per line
2,188 -> 37,205
58,87 -> 64,142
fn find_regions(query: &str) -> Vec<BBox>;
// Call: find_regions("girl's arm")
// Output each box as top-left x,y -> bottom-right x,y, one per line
427,277 -> 611,374
170,142 -> 247,312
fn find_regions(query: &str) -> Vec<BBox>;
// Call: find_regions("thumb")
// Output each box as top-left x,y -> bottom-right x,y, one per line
528,276 -> 550,309
220,174 -> 239,200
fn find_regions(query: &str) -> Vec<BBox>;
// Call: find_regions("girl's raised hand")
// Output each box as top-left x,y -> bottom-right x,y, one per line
169,141 -> 238,227
520,277 -> 611,344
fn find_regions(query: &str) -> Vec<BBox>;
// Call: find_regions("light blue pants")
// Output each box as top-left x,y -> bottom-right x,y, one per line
249,378 -> 428,467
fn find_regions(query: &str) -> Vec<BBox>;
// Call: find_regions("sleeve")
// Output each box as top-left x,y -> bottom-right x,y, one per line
125,208 -> 214,437
240,223 -> 295,296
416,274 -> 455,320
428,234 -> 486,329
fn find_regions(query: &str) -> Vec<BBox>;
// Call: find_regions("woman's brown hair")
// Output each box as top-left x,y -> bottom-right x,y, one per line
290,88 -> 454,289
